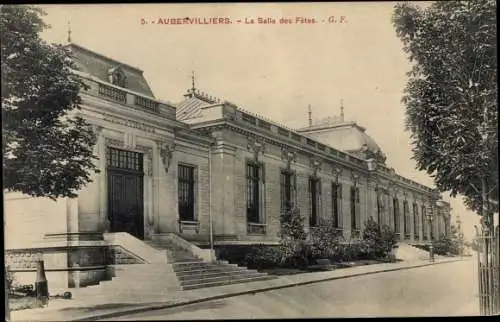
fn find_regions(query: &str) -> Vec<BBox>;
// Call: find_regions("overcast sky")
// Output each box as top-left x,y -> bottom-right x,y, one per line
39,2 -> 483,240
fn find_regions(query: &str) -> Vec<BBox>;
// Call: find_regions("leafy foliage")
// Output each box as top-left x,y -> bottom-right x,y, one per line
361,217 -> 399,259
279,207 -> 311,267
309,217 -> 342,259
243,246 -> 282,269
361,217 -> 386,258
392,1 -> 498,215
1,5 -> 98,199
280,206 -> 307,241
432,224 -> 461,255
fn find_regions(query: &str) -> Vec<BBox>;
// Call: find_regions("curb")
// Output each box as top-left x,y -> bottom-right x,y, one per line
70,258 -> 465,321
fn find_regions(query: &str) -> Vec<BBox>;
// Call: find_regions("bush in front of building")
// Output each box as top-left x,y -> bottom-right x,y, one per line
309,217 -> 343,260
279,206 -> 312,268
432,233 -> 459,256
360,217 -> 386,259
359,217 -> 399,260
243,246 -> 283,269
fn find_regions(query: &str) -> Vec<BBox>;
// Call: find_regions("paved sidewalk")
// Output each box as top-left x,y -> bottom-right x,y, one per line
10,257 -> 466,321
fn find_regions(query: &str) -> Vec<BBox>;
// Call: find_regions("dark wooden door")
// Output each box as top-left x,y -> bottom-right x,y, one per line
107,147 -> 144,239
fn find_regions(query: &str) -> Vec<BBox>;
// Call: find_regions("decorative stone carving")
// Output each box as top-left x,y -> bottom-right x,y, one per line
103,116 -> 156,134
124,132 -> 135,150
105,137 -> 124,148
247,136 -> 265,161
91,125 -> 103,137
281,148 -> 296,171
223,111 -> 237,121
351,172 -> 359,187
332,167 -> 342,183
159,141 -> 175,173
310,158 -> 322,178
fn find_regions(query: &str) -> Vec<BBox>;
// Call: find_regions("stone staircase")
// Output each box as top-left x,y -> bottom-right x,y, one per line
146,238 -> 274,290
69,234 -> 274,298
68,263 -> 181,300
395,242 -> 441,262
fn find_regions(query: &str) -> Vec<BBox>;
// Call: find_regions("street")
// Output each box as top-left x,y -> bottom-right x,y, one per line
102,258 -> 479,319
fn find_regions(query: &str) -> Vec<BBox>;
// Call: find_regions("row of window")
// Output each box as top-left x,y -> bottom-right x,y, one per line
248,160 -> 357,230
247,160 -> 433,238
107,147 -> 435,238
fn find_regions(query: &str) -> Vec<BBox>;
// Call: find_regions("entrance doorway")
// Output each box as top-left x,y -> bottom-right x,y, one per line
107,147 -> 144,239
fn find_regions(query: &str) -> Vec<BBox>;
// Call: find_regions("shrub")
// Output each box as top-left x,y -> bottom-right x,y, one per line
432,234 -> 459,256
361,217 -> 386,258
215,245 -> 258,266
280,206 -> 306,242
380,224 -> 399,256
310,217 -> 342,259
339,243 -> 365,261
244,246 -> 283,269
279,206 -> 313,268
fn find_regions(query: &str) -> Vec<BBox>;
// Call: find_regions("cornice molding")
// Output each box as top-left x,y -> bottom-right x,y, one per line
198,122 -> 369,173
81,94 -> 184,132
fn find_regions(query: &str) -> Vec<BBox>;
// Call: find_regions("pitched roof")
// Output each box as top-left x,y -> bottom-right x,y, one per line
66,43 -> 155,98
297,120 -> 387,162
175,89 -> 222,120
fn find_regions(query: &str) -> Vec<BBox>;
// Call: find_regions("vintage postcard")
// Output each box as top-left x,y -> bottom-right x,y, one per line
2,2 -> 498,320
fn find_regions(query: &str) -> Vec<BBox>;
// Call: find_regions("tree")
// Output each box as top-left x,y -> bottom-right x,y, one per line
432,224 -> 460,255
392,1 -> 498,223
1,5 -> 98,200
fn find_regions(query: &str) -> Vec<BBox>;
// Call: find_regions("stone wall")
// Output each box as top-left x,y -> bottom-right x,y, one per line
4,193 -> 69,249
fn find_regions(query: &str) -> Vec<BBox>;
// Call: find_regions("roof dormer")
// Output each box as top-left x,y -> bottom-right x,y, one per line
108,65 -> 127,88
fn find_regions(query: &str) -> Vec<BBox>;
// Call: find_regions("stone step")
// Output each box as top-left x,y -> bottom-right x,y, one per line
182,275 -> 273,290
176,269 -> 255,281
173,265 -> 257,276
179,272 -> 267,286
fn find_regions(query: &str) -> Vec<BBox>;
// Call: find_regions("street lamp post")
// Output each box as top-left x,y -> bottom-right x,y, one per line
425,211 -> 434,262
456,215 -> 463,258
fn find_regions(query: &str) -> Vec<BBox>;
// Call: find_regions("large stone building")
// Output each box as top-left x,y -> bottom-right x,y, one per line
4,43 -> 451,290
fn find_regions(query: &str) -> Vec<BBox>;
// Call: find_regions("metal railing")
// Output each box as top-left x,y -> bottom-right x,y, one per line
475,224 -> 500,316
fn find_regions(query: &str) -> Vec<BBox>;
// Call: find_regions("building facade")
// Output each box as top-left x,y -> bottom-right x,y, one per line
4,43 -> 451,289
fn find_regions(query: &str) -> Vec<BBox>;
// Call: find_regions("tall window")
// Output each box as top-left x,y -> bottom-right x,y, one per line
393,197 -> 400,233
350,186 -> 359,231
309,177 -> 320,227
421,205 -> 427,239
178,164 -> 195,221
332,182 -> 342,228
413,203 -> 419,239
403,200 -> 409,237
280,170 -> 296,212
246,161 -> 261,223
